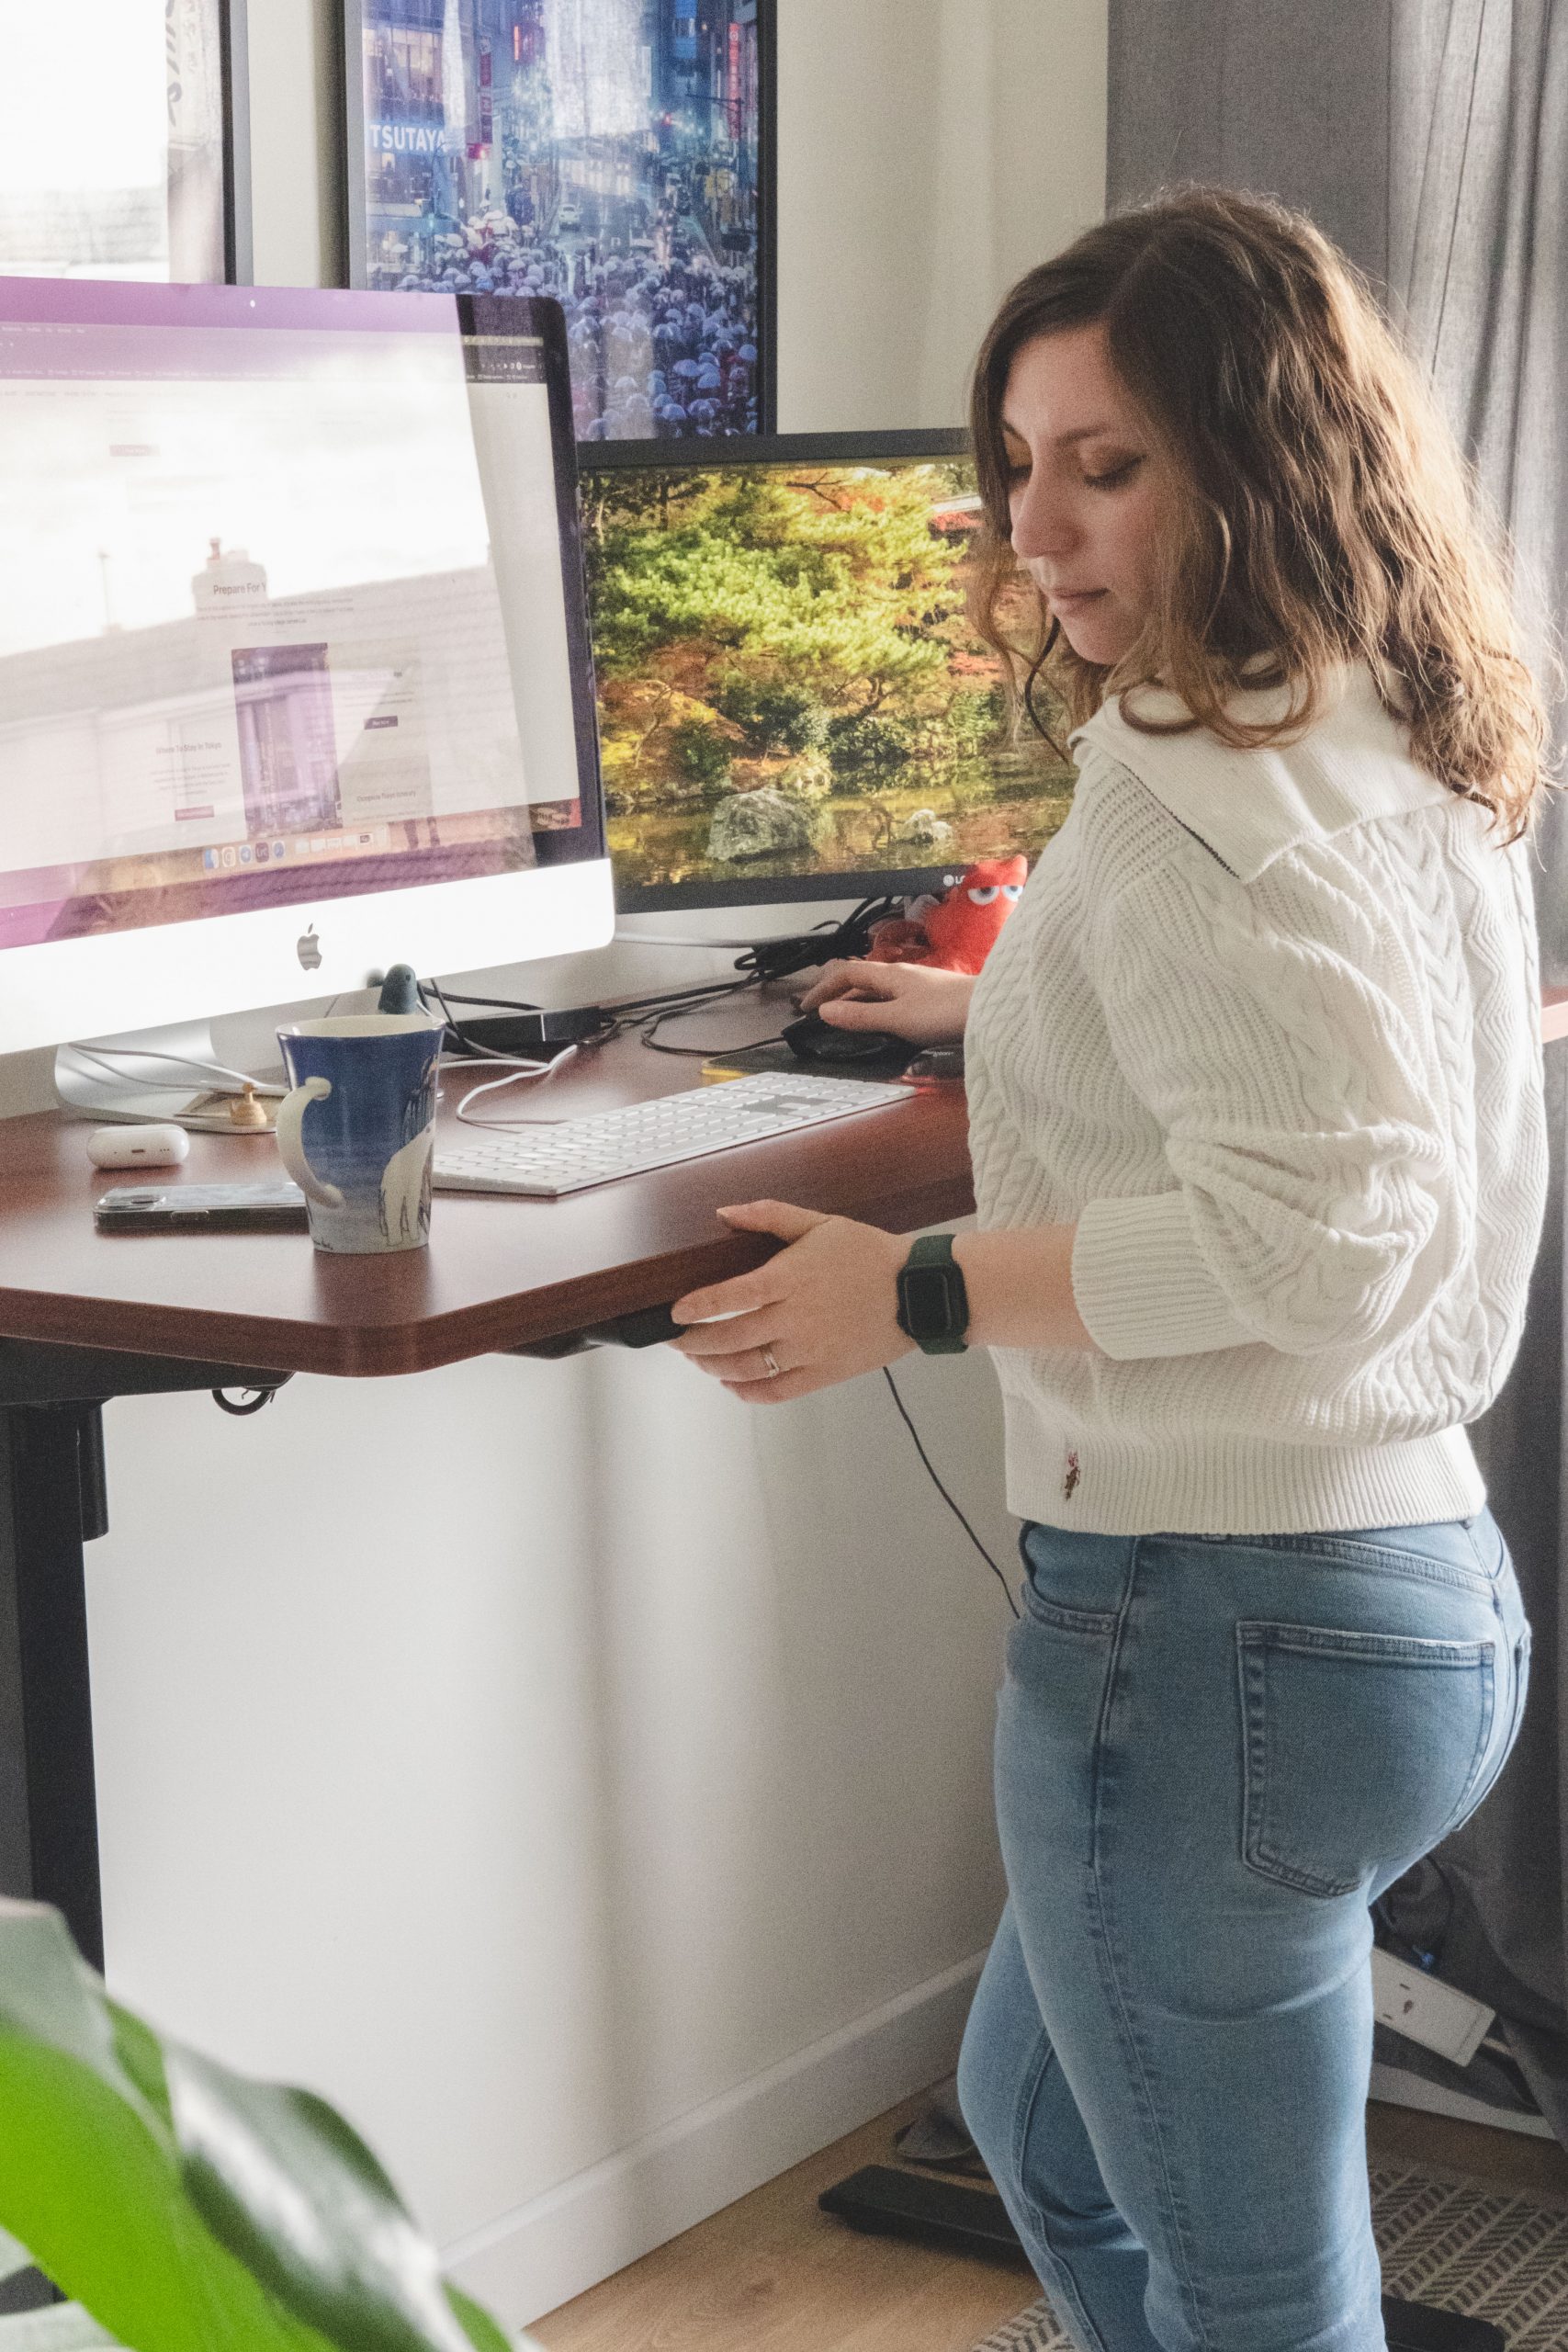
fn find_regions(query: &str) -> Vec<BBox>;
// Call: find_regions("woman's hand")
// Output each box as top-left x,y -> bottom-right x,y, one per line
669,1200 -> 916,1400
795,957 -> 974,1046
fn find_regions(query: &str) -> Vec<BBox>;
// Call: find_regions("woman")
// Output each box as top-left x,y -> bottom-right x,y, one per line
669,187 -> 1550,2352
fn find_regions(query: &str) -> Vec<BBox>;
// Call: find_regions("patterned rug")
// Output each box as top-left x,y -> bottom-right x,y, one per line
969,2165 -> 1568,2350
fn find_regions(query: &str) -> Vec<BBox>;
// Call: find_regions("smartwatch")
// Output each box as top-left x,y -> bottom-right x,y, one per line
895,1232 -> 970,1354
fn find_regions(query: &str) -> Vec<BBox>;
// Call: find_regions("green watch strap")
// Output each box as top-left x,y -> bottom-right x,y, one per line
896,1232 -> 970,1354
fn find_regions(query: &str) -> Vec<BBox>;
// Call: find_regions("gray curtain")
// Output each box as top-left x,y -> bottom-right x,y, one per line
1107,0 -> 1568,2139
1107,0 -> 1395,278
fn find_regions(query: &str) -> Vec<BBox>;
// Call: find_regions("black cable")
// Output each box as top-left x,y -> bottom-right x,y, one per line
421,986 -> 544,1012
730,896 -> 905,987
882,1367 -> 1017,1618
419,897 -> 906,1054
444,972 -> 763,1017
629,898 -> 907,1053
423,977 -> 504,1059
636,975 -> 788,1055
592,978 -> 753,1017
212,1385 -> 282,1417
622,975 -> 760,1016
418,895 -> 910,1070
428,971 -> 759,1031
641,1024 -> 791,1057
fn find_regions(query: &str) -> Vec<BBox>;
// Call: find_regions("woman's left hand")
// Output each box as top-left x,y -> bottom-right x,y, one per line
669,1200 -> 916,1400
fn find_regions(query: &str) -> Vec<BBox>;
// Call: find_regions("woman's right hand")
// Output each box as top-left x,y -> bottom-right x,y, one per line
795,958 -> 975,1046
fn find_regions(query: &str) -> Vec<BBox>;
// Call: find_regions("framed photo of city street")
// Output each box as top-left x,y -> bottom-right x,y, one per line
0,0 -> 250,284
344,2 -> 775,440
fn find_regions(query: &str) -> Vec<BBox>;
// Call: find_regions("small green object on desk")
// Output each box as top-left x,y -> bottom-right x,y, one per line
376,965 -> 422,1016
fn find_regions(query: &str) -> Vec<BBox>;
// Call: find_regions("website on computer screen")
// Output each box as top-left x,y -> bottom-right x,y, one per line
0,309 -> 589,948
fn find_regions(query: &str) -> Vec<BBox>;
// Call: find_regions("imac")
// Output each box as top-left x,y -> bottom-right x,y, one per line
0,277 -> 612,1083
574,430 -> 1077,915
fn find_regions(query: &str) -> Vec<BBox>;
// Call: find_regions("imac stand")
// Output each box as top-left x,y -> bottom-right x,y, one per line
54,1022 -> 286,1135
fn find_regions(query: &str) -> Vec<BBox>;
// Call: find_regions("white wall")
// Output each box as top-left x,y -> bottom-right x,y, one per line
23,4 -> 1108,2331
777,0 -> 1109,428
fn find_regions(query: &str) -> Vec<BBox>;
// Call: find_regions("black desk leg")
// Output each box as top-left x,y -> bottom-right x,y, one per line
0,1402 -> 107,1973
0,1355 -> 285,2317
0,1403 -> 105,2314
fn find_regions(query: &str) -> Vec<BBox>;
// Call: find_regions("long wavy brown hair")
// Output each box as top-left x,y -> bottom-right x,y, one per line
969,186 -> 1555,842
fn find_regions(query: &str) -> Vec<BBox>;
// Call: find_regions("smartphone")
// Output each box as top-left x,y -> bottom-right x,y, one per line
94,1182 -> 309,1234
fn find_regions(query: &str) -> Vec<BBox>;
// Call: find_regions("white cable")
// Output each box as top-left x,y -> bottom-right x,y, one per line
63,1043 -> 273,1093
448,1042 -> 580,1127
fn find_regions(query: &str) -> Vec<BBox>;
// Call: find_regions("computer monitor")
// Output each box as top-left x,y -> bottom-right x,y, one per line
576,431 -> 1075,911
0,277 -> 612,1059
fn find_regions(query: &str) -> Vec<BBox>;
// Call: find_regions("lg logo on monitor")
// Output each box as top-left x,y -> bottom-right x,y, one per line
297,926 -> 322,972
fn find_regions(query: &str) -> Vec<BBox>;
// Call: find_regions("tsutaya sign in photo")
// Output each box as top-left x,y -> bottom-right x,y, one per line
369,122 -> 449,157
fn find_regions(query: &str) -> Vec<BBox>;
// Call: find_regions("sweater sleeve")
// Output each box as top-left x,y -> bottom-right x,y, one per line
1069,846 -> 1453,1363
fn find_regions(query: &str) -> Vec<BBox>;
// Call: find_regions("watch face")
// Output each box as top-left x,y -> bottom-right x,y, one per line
901,1262 -> 961,1338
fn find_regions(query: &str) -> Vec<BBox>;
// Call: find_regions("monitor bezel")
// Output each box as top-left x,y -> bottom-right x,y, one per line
575,427 -> 1027,914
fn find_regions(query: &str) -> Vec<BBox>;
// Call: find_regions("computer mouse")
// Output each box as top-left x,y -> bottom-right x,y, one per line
781,1011 -> 909,1065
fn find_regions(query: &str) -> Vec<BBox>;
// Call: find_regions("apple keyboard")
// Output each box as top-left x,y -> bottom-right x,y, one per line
432,1071 -> 912,1198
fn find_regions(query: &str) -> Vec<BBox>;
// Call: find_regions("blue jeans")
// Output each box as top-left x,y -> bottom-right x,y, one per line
956,1508 -> 1531,2352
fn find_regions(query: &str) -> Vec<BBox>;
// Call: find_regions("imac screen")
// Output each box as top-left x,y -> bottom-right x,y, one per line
0,283 -> 602,950
578,439 -> 1075,905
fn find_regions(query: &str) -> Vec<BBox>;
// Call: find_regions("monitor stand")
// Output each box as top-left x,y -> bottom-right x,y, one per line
54,1020 -> 286,1134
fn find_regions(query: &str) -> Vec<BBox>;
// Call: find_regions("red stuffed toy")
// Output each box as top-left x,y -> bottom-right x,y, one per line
864,855 -> 1028,975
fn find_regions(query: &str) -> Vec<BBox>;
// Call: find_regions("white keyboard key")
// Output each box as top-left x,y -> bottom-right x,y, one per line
432,1073 -> 911,1198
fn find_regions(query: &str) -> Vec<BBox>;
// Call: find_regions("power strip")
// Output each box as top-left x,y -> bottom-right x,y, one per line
1371,1949 -> 1495,2067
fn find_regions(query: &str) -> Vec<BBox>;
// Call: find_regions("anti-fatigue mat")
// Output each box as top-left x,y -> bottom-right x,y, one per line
968,2165 -> 1568,2351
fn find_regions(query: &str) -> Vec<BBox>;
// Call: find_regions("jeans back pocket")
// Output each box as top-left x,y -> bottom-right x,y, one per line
1236,1622 -> 1496,1899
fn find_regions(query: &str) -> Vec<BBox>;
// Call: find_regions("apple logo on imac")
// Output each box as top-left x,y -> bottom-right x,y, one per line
297,926 -> 322,972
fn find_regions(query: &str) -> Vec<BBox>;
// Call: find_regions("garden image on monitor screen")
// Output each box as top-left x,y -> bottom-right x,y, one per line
581,457 -> 1077,896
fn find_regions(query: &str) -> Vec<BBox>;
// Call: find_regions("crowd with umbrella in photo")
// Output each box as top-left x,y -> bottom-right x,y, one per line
359,1 -> 766,440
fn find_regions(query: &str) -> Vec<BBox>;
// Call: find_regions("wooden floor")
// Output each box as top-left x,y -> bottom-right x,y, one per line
529,2086 -> 1568,2352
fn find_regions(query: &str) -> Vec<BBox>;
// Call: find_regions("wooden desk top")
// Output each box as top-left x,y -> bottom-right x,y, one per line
0,1023 -> 974,1380
9,979 -> 1558,1385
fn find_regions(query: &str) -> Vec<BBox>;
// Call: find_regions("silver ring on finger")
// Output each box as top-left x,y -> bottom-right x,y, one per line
761,1346 -> 782,1379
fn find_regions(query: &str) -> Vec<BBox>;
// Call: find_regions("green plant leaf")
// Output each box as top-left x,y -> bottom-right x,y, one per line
166,2051 -> 473,2352
0,1901 -> 514,2352
0,1906 -> 140,2101
444,2287 -> 513,2352
105,1998 -> 175,2131
0,2030 -> 328,2352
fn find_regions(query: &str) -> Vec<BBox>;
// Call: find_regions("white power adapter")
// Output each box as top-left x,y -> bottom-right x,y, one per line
1370,1947 -> 1495,2066
86,1125 -> 191,1170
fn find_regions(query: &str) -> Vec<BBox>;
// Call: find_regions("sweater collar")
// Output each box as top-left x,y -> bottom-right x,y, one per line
1068,663 -> 1455,884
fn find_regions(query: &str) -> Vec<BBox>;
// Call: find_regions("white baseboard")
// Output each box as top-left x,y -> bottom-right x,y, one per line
442,1951 -> 987,2334
1369,2058 -> 1556,2139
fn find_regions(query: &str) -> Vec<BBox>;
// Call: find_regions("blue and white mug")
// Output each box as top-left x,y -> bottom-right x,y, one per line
275,1013 -> 445,1255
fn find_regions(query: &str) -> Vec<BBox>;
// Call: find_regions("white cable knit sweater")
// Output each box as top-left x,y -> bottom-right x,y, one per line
964,663 -> 1549,1536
